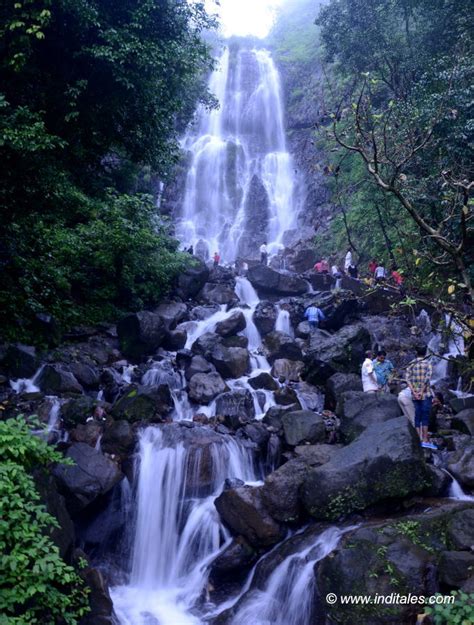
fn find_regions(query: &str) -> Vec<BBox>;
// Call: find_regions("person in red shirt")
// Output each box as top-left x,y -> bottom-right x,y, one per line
391,266 -> 403,286
368,259 -> 377,274
314,258 -> 329,273
213,252 -> 220,268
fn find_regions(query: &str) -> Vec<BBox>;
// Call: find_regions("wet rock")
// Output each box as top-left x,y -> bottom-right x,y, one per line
190,304 -> 220,321
112,385 -> 173,423
288,247 -> 318,273
191,332 -> 222,360
325,372 -> 362,406
271,358 -> 304,382
439,551 -> 474,588
336,391 -> 402,442
263,331 -> 303,364
37,364 -> 83,395
117,312 -> 166,361
176,349 -> 193,369
294,443 -> 342,464
154,301 -> 188,330
224,478 -> 245,490
54,443 -> 123,513
78,562 -> 115,625
188,372 -> 228,405
307,272 -> 333,291
215,311 -> 246,337
210,344 -> 250,379
253,301 -> 277,336
263,404 -> 301,431
101,420 -> 136,456
4,343 -> 39,378
215,390 -> 255,425
61,396 -> 96,427
295,321 -> 312,340
302,417 -> 430,520
451,409 -> 474,435
424,465 -> 451,497
70,421 -> 103,447
294,381 -> 324,412
210,536 -> 257,579
281,410 -> 326,446
448,442 -> 474,489
274,385 -> 299,406
242,423 -> 270,447
176,258 -> 210,300
222,335 -> 249,348
447,507 -> 474,550
248,265 -> 307,296
69,363 -> 100,390
185,355 -> 216,381
450,396 -> 474,413
199,282 -> 239,306
162,329 -> 187,351
307,323 -> 370,374
248,372 -> 278,391
261,457 -> 309,522
215,486 -> 285,547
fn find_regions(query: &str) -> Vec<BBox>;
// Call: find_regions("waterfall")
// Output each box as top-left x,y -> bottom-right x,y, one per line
111,425 -> 259,625
176,45 -> 299,263
10,365 -> 43,394
275,306 -> 293,337
428,313 -> 465,385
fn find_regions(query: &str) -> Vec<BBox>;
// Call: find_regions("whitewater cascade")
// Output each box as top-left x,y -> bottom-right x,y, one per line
176,45 -> 300,262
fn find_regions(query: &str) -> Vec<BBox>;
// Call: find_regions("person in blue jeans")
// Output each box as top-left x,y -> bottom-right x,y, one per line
304,305 -> 326,330
406,344 -> 436,449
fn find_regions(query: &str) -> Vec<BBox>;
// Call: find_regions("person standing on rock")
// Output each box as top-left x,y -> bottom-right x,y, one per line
213,251 -> 220,268
260,242 -> 268,265
331,263 -> 343,290
361,350 -> 378,393
398,387 -> 415,426
344,249 -> 353,273
374,263 -> 386,284
406,344 -> 437,449
304,305 -> 326,330
373,350 -> 394,391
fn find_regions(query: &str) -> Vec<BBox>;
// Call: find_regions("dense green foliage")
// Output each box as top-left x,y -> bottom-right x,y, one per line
1,0 -> 216,342
314,0 -> 473,296
0,417 -> 89,624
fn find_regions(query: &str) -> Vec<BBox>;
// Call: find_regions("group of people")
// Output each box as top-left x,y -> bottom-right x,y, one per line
361,344 -> 438,450
314,249 -> 404,288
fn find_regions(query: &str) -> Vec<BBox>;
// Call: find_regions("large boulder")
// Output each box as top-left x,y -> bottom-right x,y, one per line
448,442 -> 474,489
210,344 -> 250,379
199,283 -> 239,306
253,301 -> 277,336
154,301 -> 188,330
61,396 -> 96,427
439,551 -> 474,588
69,363 -> 100,390
336,391 -> 402,441
274,385 -> 300,406
288,247 -> 318,273
176,258 -> 210,300
451,409 -> 474,436
54,443 -> 123,513
325,372 -> 363,406
302,417 -> 430,520
37,364 -> 83,395
188,372 -> 228,405
247,265 -> 308,297
294,381 -> 324,412
281,410 -> 326,446
215,390 -> 255,425
117,312 -> 166,361
271,358 -> 304,382
248,371 -> 278,391
263,331 -> 303,364
162,329 -> 187,351
215,311 -> 246,337
111,385 -> 173,423
4,343 -> 39,378
191,332 -> 222,360
184,355 -> 216,381
209,537 -> 257,583
215,486 -> 285,547
101,420 -> 136,456
306,323 -> 371,375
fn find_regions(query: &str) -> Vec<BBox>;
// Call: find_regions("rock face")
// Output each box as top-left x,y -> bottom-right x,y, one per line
188,372 -> 228,405
307,323 -> 370,374
215,311 -> 246,337
247,265 -> 308,296
101,421 -> 136,456
215,486 -> 284,547
69,363 -> 100,390
253,301 -> 277,335
176,258 -> 210,299
336,391 -> 402,441
302,417 -> 430,520
37,364 -> 83,394
237,175 -> 270,258
4,343 -> 39,378
448,442 -> 474,489
248,371 -> 278,391
281,410 -> 326,446
117,312 -> 166,360
215,390 -> 255,424
210,344 -> 250,379
184,355 -> 216,381
271,358 -> 304,382
199,283 -> 239,306
209,536 -> 256,582
112,386 -> 173,422
325,372 -> 362,405
154,301 -> 188,330
452,409 -> 474,435
54,443 -> 123,512
263,331 -> 303,364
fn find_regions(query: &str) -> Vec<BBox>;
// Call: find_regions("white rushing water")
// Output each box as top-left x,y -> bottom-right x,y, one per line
429,313 -> 465,385
111,425 -> 258,625
176,45 -> 300,263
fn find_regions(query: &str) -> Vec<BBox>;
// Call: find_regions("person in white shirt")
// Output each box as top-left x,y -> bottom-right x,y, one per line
374,264 -> 386,283
331,264 -> 342,290
398,387 -> 415,426
361,350 -> 378,392
344,249 -> 352,273
259,242 -> 268,265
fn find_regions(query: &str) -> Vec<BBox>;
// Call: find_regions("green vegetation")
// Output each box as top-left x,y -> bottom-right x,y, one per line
425,591 -> 474,625
314,0 -> 473,298
0,417 -> 89,624
0,0 -> 216,342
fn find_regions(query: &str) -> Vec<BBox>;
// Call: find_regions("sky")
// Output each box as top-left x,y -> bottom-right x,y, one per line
205,0 -> 285,39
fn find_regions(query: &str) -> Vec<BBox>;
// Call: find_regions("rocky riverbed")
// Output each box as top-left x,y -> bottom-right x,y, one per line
1,258 -> 473,625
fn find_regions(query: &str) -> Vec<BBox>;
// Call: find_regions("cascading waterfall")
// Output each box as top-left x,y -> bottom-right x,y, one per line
111,425 -> 259,625
176,45 -> 300,262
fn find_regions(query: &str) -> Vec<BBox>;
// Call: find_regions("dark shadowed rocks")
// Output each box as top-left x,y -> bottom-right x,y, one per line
336,391 -> 402,441
154,301 -> 188,330
215,311 -> 247,337
248,371 -> 278,391
263,331 -> 303,363
253,301 -> 278,336
4,343 -> 39,378
281,410 -> 326,446
325,372 -> 362,406
117,312 -> 166,360
112,385 -> 173,422
215,390 -> 255,426
37,364 -> 83,395
248,265 -> 308,297
176,258 -> 210,299
210,344 -> 250,379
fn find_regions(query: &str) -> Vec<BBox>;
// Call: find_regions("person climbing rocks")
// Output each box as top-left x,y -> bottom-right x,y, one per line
373,350 -> 394,391
304,304 -> 326,330
260,242 -> 268,265
344,249 -> 353,273
361,350 -> 378,393
213,251 -> 220,267
406,344 -> 437,449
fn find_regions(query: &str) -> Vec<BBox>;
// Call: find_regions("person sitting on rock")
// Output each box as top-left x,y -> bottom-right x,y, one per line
361,350 -> 378,393
260,242 -> 268,265
373,350 -> 394,391
304,305 -> 325,330
406,344 -> 437,450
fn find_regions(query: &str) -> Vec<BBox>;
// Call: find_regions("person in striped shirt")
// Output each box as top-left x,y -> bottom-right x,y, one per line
406,344 -> 437,450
